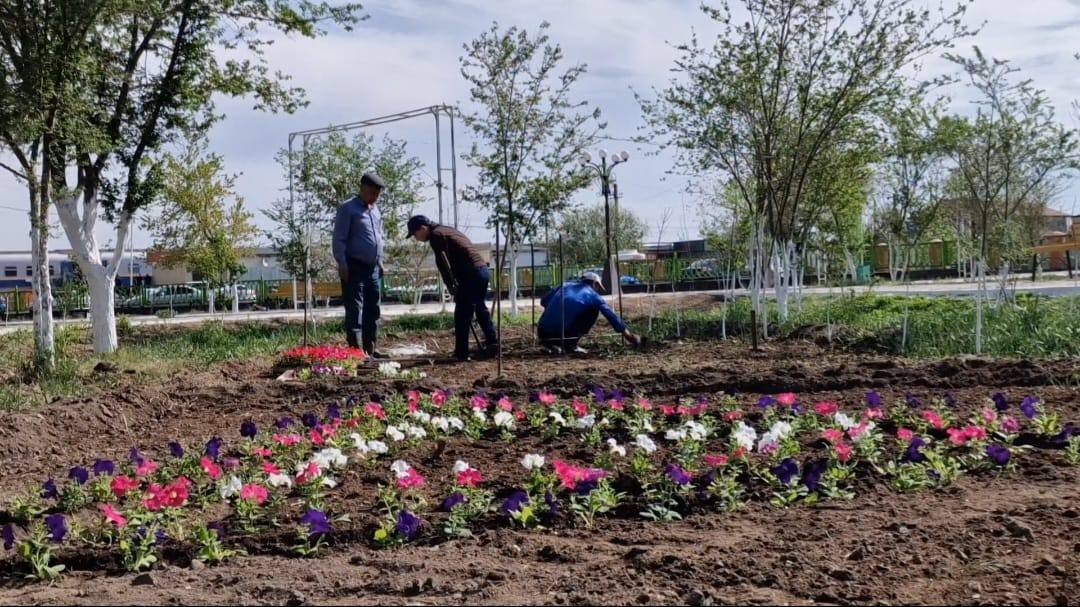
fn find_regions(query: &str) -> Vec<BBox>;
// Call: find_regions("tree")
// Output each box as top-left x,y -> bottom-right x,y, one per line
145,142 -> 258,312
0,1 -> 364,355
641,0 -> 973,324
459,21 -> 602,314
558,203 -> 648,266
873,95 -> 959,281
264,131 -> 426,301
945,47 -> 1079,265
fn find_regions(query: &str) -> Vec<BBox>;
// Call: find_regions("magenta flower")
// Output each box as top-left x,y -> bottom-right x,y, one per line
45,514 -> 67,543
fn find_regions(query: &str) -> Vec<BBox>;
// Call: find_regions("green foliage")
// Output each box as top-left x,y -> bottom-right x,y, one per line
558,203 -> 648,266
460,21 -> 601,246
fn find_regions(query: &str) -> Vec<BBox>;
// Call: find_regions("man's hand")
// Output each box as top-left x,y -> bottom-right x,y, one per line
623,330 -> 641,347
338,265 -> 349,283
378,261 -> 386,277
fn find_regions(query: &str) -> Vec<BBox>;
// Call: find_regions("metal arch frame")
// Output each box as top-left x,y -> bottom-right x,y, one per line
287,105 -> 460,345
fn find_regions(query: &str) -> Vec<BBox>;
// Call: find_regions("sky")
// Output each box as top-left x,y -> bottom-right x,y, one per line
1,0 -> 1078,253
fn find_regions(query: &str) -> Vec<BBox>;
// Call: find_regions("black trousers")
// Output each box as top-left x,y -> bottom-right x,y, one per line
341,258 -> 380,352
454,266 -> 498,356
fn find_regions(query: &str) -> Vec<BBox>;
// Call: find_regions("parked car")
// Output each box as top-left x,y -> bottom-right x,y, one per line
123,284 -> 205,308
211,283 -> 257,304
684,258 -> 721,279
580,268 -> 641,287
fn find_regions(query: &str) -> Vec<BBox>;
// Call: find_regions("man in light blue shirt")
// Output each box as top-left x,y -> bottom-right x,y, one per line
333,172 -> 386,356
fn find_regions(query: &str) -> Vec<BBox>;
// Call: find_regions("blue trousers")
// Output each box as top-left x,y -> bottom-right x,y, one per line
341,259 -> 380,352
455,266 -> 498,356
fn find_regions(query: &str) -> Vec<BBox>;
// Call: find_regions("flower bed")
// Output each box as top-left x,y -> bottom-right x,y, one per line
281,345 -> 367,378
2,387 -> 1077,580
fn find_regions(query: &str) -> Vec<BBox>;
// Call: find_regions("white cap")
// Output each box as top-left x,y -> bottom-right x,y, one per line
580,271 -> 604,292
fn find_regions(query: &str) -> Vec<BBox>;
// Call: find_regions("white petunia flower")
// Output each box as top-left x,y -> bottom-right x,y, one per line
521,453 -> 546,470
757,432 -> 780,453
732,421 -> 758,451
634,434 -> 658,453
685,420 -> 709,441
390,459 -> 412,478
447,417 -> 465,431
350,432 -> 369,454
607,438 -> 626,457
665,428 -> 688,441
378,361 -> 402,377
575,414 -> 596,429
366,440 -> 388,454
769,420 -> 793,440
411,411 -> 432,424
432,416 -> 450,432
313,448 -> 348,470
219,475 -> 242,500
452,460 -> 471,474
321,477 -> 337,488
494,410 -> 515,428
472,409 -> 487,422
405,424 -> 427,440
641,418 -> 655,433
549,411 -> 568,426
834,412 -> 857,430
267,473 -> 293,488
386,425 -> 406,442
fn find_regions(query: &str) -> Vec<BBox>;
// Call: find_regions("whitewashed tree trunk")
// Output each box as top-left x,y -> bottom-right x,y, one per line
974,258 -> 984,355
208,290 -> 216,314
54,193 -> 130,354
29,194 -> 55,368
232,283 -> 240,313
843,249 -> 857,283
509,244 -> 519,315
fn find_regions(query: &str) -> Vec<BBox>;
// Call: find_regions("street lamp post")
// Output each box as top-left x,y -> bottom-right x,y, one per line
579,149 -> 629,316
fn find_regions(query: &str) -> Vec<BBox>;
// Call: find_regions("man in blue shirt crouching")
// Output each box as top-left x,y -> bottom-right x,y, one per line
537,271 -> 640,354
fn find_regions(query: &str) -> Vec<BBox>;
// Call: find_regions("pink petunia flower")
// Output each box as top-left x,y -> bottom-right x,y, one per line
135,459 -> 158,477
252,447 -> 272,458
470,395 -> 489,411
703,454 -> 729,468
364,402 -> 386,420
777,393 -> 797,407
947,427 -> 967,446
397,468 -> 426,489
514,409 -> 526,421
981,408 -> 996,425
407,390 -> 421,407
572,399 -> 588,417
821,428 -> 845,443
732,447 -> 748,459
273,433 -> 302,447
724,410 -> 744,421
814,401 -> 839,416
834,441 -> 853,463
1002,416 -> 1020,433
98,503 -> 127,528
607,399 -> 624,411
552,460 -> 607,490
497,397 -> 514,411
432,390 -> 448,407
239,484 -> 269,504
309,429 -> 325,446
296,461 -> 321,484
921,410 -> 945,430
199,456 -> 222,480
456,468 -> 483,487
539,392 -> 557,406
110,475 -> 140,498
897,428 -> 914,442
262,462 -> 280,475
863,408 -> 885,420
659,404 -> 677,416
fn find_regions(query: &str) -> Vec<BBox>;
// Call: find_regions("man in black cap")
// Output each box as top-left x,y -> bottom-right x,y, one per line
333,172 -> 386,357
407,215 -> 498,361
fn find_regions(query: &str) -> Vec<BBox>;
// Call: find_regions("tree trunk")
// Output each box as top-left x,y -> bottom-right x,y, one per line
87,266 -> 118,352
29,189 -> 55,370
509,244 -> 519,315
232,283 -> 240,313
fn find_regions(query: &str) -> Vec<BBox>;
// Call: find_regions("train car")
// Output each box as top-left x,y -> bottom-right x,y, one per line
0,252 -> 72,289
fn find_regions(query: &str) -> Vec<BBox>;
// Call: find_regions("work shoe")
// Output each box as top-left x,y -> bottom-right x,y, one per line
454,352 -> 473,362
367,350 -> 388,359
572,346 -> 588,355
543,344 -> 563,355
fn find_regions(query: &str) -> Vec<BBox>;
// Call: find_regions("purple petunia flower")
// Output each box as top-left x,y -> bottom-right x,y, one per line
543,491 -> 558,521
992,392 -> 1008,412
327,403 -> 341,421
944,392 -> 957,408
301,412 -> 318,428
986,444 -> 1010,466
609,389 -> 625,403
791,403 -> 804,416
240,421 -> 257,439
68,466 -> 89,486
205,437 -> 222,460
592,385 -> 605,403
696,394 -> 708,405
155,528 -> 167,544
802,460 -> 826,492
500,490 -> 530,515
528,391 -> 539,403
274,416 -> 294,429
772,458 -> 799,486
92,459 -> 115,476
168,441 -> 185,458
45,514 -> 67,543
665,463 -> 692,486
902,437 -> 928,463
41,479 -> 59,500
438,492 -> 466,512
299,508 -> 331,538
206,521 -> 225,538
1019,396 -> 1038,420
1049,424 -> 1077,447
905,393 -> 922,409
865,391 -> 883,408
2,524 -> 13,550
395,510 -> 422,540
129,447 -> 144,465
758,395 -> 777,409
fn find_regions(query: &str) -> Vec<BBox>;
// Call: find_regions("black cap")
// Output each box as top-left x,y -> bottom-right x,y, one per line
360,172 -> 385,189
407,214 -> 433,237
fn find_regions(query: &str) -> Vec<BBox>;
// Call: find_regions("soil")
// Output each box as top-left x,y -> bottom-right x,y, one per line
0,325 -> 1078,606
